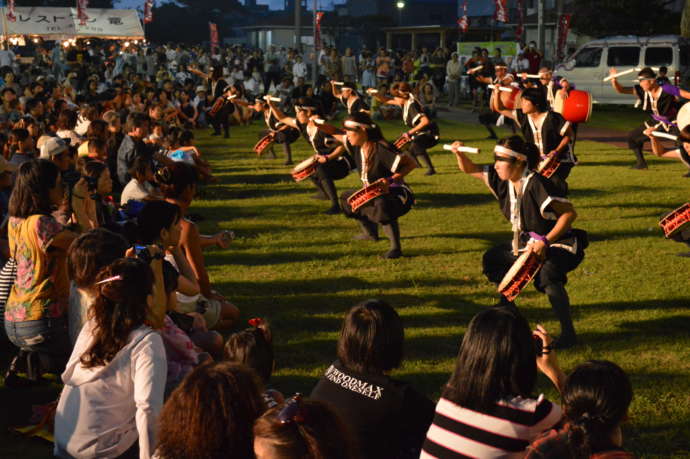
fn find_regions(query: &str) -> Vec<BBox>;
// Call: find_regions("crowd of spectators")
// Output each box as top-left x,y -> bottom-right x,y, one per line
0,38 -> 635,459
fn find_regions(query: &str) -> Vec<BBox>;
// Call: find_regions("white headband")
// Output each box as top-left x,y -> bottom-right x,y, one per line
344,120 -> 375,130
494,145 -> 527,161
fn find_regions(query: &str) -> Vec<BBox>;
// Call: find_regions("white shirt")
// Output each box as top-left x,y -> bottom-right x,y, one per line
121,178 -> 156,205
0,50 -> 16,68
54,320 -> 167,459
293,61 -> 307,79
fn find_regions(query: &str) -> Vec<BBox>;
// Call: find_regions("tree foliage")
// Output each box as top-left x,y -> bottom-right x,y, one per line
570,0 -> 680,38
682,0 -> 690,38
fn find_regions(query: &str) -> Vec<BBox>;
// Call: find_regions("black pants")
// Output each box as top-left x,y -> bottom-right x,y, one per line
629,123 -> 686,168
478,111 -> 516,137
312,158 -> 352,207
341,186 -> 414,225
211,108 -> 231,137
482,242 -> 585,293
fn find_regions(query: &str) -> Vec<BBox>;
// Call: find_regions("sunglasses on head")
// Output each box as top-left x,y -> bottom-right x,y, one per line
278,393 -> 305,424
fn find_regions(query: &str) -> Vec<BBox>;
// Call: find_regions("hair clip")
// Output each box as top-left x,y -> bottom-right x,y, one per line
95,275 -> 122,285
278,394 -> 305,424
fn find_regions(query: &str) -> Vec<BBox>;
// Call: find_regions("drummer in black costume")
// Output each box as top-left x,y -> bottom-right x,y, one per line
368,82 -> 438,175
188,63 -> 232,138
335,112 -> 417,259
448,135 -> 587,348
609,66 -> 683,172
268,96 -> 354,214
249,97 -> 300,165
331,81 -> 370,115
495,88 -> 575,196
476,64 -> 518,140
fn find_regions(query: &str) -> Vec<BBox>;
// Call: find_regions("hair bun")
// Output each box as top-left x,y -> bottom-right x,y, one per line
155,166 -> 173,185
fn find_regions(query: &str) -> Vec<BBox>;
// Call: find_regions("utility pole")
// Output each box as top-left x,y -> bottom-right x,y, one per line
294,0 -> 301,53
311,0 -> 317,87
537,0 -> 545,55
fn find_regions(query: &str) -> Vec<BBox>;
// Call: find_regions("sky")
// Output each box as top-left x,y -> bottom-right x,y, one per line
115,0 -> 344,11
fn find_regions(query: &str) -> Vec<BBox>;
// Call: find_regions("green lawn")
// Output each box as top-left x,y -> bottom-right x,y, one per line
2,113 -> 690,457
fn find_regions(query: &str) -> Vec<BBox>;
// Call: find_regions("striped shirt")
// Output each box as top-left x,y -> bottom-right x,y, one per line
421,395 -> 562,458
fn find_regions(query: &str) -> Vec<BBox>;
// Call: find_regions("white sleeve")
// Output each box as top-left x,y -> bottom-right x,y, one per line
132,333 -> 167,459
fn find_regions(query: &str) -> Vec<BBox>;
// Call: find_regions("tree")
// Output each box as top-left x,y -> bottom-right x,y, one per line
570,0 -> 680,38
682,0 -> 690,38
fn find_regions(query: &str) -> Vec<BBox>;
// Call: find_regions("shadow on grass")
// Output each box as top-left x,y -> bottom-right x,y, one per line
413,192 -> 494,209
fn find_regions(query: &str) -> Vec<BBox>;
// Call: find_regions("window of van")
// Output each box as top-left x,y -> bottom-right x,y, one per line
645,47 -> 672,66
681,46 -> 690,67
606,47 -> 640,67
574,47 -> 602,68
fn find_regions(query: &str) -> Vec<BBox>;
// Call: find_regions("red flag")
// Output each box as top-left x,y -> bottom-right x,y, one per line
315,11 -> 325,51
493,0 -> 508,23
144,0 -> 154,24
557,13 -> 572,61
77,0 -> 89,26
515,0 -> 524,42
7,0 -> 16,23
457,1 -> 469,33
209,22 -> 219,52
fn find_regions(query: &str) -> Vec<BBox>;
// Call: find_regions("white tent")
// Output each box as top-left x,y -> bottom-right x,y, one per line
0,7 -> 144,40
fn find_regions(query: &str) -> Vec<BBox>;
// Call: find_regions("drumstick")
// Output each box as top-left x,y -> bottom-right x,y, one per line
487,84 -> 513,93
603,68 -> 635,82
312,118 -> 325,125
467,65 -> 483,74
366,89 -> 378,94
333,81 -> 344,86
226,94 -> 237,100
263,96 -> 281,102
443,144 -> 480,154
523,74 -> 542,79
651,131 -> 678,141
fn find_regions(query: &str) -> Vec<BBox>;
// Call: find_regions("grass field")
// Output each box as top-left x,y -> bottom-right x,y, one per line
2,108 -> 690,457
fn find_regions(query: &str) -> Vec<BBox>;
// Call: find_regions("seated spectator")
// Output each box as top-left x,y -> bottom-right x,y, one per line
165,128 -> 214,182
55,109 -> 83,147
77,118 -> 108,157
158,162 -> 239,330
74,158 -> 115,230
67,228 -> 129,344
138,200 -> 223,358
117,111 -> 153,187
311,299 -> 434,459
54,258 -> 167,459
155,362 -> 266,459
3,160 -> 86,384
225,318 -> 284,407
421,307 -> 564,458
8,128 -> 34,169
254,395 -> 356,459
526,360 -> 634,459
39,136 -> 73,173
121,156 -> 161,205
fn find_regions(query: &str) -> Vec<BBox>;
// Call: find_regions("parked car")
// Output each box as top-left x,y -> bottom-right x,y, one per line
556,35 -> 690,104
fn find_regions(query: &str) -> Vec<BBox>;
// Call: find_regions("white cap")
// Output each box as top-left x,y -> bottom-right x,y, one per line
39,137 -> 68,159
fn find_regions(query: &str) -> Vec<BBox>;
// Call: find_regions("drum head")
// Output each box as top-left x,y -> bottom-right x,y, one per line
293,156 -> 316,173
677,103 -> 690,132
563,90 -> 592,123
497,250 -> 540,293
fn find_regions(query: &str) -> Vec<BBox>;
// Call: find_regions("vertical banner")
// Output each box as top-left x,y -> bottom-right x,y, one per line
457,1 -> 469,33
7,0 -> 16,22
77,0 -> 89,26
557,13 -> 572,61
144,0 -> 154,24
515,0 -> 524,43
209,22 -> 219,52
493,0 -> 508,23
315,11 -> 324,51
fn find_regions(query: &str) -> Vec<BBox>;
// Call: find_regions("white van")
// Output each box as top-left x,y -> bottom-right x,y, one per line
555,35 -> 690,104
